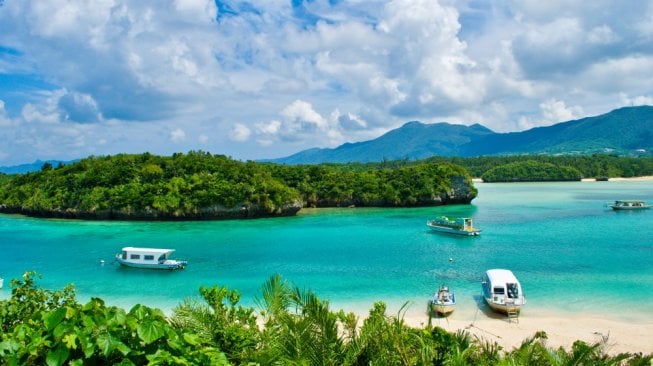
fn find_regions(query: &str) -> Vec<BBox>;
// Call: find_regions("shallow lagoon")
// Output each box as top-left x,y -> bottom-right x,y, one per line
1,181 -> 652,321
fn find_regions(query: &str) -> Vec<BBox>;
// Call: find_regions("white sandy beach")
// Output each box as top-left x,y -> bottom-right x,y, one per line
396,306 -> 653,355
474,176 -> 653,183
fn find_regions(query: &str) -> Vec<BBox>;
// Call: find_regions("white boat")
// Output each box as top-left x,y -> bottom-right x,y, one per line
481,269 -> 526,316
115,247 -> 187,270
427,216 -> 480,236
429,284 -> 456,316
0,277 -> 3,289
609,200 -> 650,210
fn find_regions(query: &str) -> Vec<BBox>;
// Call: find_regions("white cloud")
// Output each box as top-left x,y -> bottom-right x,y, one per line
0,100 -> 12,127
281,100 -> 328,131
620,93 -> 653,106
229,123 -> 251,142
518,99 -> 583,129
170,128 -> 186,143
587,25 -> 619,45
0,0 -> 652,165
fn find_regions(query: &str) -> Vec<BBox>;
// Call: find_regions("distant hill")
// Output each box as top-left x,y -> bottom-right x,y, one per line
272,106 -> 653,164
0,160 -> 75,174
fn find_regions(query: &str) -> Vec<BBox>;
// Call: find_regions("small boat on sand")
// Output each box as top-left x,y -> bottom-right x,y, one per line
429,284 -> 456,316
481,269 -> 526,317
427,216 -> 481,236
116,247 -> 187,270
609,200 -> 650,210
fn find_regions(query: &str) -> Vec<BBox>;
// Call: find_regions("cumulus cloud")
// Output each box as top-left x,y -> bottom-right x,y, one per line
518,99 -> 583,129
229,123 -> 251,142
0,0 -> 652,165
620,93 -> 653,106
170,128 -> 186,143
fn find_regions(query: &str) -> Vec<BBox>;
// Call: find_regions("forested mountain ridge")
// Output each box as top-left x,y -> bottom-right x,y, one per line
0,151 -> 477,220
274,121 -> 494,164
272,106 -> 653,164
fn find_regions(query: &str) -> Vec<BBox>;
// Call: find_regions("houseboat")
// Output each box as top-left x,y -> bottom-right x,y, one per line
116,247 -> 187,270
427,216 -> 481,236
609,200 -> 650,210
481,269 -> 526,316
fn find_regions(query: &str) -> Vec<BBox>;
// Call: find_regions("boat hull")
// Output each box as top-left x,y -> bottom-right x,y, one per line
427,223 -> 480,236
116,257 -> 187,270
482,298 -> 522,315
430,302 -> 455,316
610,206 -> 650,210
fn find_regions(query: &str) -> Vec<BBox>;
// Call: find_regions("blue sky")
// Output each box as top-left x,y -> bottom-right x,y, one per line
0,0 -> 652,165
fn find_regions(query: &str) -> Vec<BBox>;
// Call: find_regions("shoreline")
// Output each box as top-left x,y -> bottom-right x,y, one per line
371,304 -> 653,355
473,175 -> 653,183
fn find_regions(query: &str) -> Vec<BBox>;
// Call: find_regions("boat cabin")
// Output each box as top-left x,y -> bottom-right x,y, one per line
120,247 -> 176,264
482,269 -> 524,306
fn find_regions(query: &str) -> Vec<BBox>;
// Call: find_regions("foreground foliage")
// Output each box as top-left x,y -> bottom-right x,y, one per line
1,273 -> 651,365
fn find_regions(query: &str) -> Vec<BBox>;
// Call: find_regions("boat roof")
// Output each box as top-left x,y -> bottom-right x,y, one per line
614,200 -> 646,203
121,247 -> 175,254
485,269 -> 519,284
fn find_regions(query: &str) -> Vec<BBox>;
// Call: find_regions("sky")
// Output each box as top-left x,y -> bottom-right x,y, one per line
1,0 -> 652,166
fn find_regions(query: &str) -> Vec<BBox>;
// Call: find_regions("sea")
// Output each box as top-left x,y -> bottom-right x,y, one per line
1,181 -> 652,322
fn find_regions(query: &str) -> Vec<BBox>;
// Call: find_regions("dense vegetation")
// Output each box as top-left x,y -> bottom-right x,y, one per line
0,151 -> 476,220
431,155 -> 653,180
480,160 -> 582,182
0,273 -> 650,365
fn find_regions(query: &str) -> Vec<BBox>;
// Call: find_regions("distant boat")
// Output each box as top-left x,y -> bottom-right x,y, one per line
609,200 -> 650,210
427,216 -> 481,236
0,277 -> 3,289
115,247 -> 187,270
429,284 -> 456,316
481,269 -> 526,317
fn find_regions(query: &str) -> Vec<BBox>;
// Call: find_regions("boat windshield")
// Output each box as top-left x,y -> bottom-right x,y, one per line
507,283 -> 519,298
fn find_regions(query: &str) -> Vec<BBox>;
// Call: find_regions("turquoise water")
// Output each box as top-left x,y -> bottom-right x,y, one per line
1,181 -> 652,321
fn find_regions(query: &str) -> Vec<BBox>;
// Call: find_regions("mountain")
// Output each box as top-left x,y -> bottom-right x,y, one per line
461,106 -> 653,156
0,160 -> 75,174
272,106 -> 653,164
275,121 -> 495,164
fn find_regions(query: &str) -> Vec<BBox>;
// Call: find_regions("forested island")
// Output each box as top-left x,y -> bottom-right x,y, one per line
426,155 -> 653,181
0,151 -> 476,220
1,152 -> 651,220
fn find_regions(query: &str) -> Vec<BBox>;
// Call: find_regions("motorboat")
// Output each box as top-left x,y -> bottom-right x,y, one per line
481,269 -> 526,316
429,284 -> 456,316
609,200 -> 650,210
0,277 -> 3,289
427,216 -> 480,236
115,247 -> 187,270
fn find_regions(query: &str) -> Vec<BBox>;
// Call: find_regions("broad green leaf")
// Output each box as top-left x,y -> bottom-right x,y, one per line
129,304 -> 148,320
96,333 -> 116,357
46,344 -> 70,366
115,341 -> 132,356
43,307 -> 67,331
137,319 -> 166,344
78,333 -> 96,358
182,333 -> 200,346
